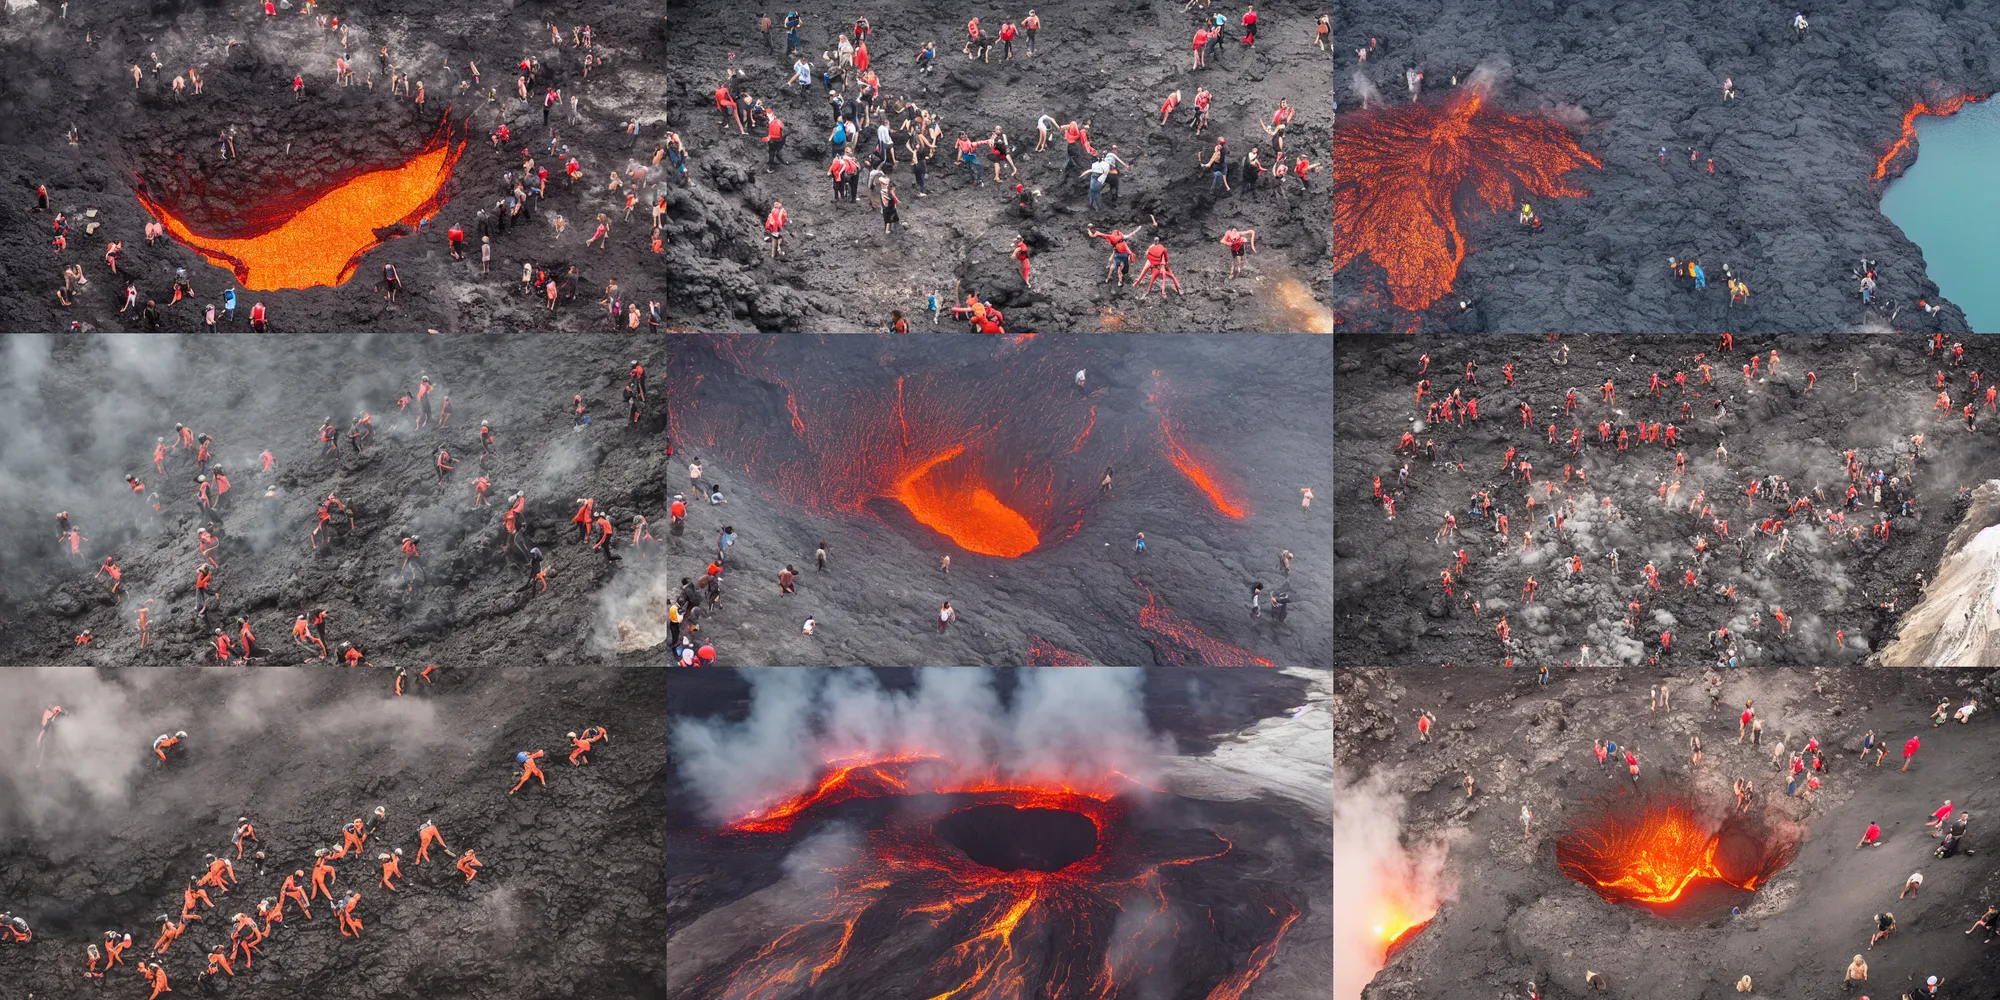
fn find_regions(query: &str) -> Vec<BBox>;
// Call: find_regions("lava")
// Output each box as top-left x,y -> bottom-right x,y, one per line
663,342 -> 1107,559
1556,792 -> 1796,907
1160,415 -> 1249,519
894,445 -> 1041,557
1136,582 -> 1274,667
1872,92 -> 1988,181
135,126 -> 466,290
1027,636 -> 1098,666
1332,88 -> 1601,310
701,753 -> 1299,1000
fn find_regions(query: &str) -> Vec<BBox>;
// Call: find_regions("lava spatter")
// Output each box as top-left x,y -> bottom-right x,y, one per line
1332,88 -> 1601,310
697,754 -> 1298,1000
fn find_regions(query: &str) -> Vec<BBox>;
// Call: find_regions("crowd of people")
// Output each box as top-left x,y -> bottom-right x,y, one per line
1371,335 -> 1994,667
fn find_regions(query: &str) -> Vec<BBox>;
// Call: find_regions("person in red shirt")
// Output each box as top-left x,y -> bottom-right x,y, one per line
1191,25 -> 1210,69
1902,735 -> 1920,771
998,21 -> 1017,60
446,224 -> 465,259
1013,236 -> 1033,287
763,112 -> 786,167
764,200 -> 788,257
249,301 -> 267,331
1240,5 -> 1258,44
1135,239 -> 1182,296
715,82 -> 745,133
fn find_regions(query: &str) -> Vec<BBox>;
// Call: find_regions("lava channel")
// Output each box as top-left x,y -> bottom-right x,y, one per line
695,753 -> 1301,1000
895,445 -> 1041,557
135,125 -> 466,290
1332,88 -> 1601,310
1871,92 -> 1989,181
1556,790 -> 1797,910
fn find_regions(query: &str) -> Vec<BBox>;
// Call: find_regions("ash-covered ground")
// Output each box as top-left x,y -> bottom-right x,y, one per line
1336,334 -> 2000,668
665,666 -> 1331,1000
0,666 -> 666,1000
1,333 -> 1330,667
658,0 -> 1333,332
0,0 -> 1330,333
1338,667 -> 2000,1000
1329,0 -> 2000,333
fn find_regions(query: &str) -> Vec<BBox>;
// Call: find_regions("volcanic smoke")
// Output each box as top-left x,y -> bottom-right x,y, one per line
1334,769 -> 1446,1000
672,670 -> 1304,1000
1871,92 -> 1988,181
1332,87 -> 1601,310
135,126 -> 466,290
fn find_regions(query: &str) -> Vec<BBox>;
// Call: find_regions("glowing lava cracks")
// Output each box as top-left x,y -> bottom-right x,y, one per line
1872,92 -> 1989,181
709,753 -> 1299,1000
1332,88 -> 1601,310
1556,796 -> 1790,906
136,131 -> 466,290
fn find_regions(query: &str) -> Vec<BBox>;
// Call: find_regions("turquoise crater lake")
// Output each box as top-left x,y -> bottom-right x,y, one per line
1879,97 -> 2000,332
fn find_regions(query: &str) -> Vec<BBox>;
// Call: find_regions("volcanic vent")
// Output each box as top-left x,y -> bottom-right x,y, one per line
1556,789 -> 1797,915
936,804 -> 1100,873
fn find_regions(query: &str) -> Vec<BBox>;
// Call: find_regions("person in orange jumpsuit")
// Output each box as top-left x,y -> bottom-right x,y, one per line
228,911 -> 262,966
331,816 -> 368,858
309,850 -> 338,901
341,642 -> 368,669
568,726 -> 610,765
204,945 -> 235,978
509,749 -> 547,794
181,878 -> 213,921
85,943 -> 104,979
96,555 -> 123,596
152,915 -> 185,956
415,820 -> 453,863
335,892 -> 363,937
280,870 -> 314,919
256,897 -> 283,936
570,497 -> 595,542
456,849 -> 483,882
153,731 -> 187,762
379,849 -> 404,891
288,614 -> 322,658
212,629 -> 233,662
198,854 -> 236,892
104,930 -> 132,968
232,818 -> 257,858
140,959 -> 170,998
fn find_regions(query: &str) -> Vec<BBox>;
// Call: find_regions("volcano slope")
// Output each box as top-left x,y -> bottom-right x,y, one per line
665,666 -> 1332,1000
0,666 -> 666,1000
1337,667 -> 2000,1000
658,0 -> 1333,332
0,333 -> 1331,667
1336,334 -> 2000,668
1329,0 -> 2000,333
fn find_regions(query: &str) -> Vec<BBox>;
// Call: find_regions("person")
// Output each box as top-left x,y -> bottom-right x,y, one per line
1417,711 -> 1433,742
1967,905 -> 1998,938
1134,532 -> 1147,552
937,601 -> 955,632
764,200 -> 788,257
1926,800 -> 1955,833
1903,735 -> 1920,771
1901,871 -> 1923,898
1220,228 -> 1257,277
1955,699 -> 1978,723
456,849 -> 483,882
816,542 -> 828,570
509,749 -> 547,794
779,565 -> 796,594
1858,821 -> 1881,847
1520,805 -> 1533,837
1843,955 -> 1867,985
1870,910 -> 1895,947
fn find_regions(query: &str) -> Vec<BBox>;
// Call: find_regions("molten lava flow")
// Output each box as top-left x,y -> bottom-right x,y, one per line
1872,93 -> 1988,181
1557,795 -> 1791,906
1333,89 -> 1601,309
707,754 -> 1298,1000
1160,416 -> 1249,518
895,445 -> 1041,557
1027,636 -> 1097,666
136,130 -> 466,290
1136,582 -> 1274,667
1371,894 -> 1434,959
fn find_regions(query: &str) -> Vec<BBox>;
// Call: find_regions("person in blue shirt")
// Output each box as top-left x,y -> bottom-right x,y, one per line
718,526 -> 737,563
1133,532 -> 1147,553
222,288 -> 237,324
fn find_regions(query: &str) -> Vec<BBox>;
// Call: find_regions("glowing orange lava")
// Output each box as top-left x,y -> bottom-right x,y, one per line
712,753 -> 1302,1000
1557,797 -> 1789,906
895,445 -> 1041,557
136,131 -> 466,290
1370,894 -> 1433,958
1332,89 -> 1601,309
1136,581 -> 1274,667
1872,93 -> 1987,181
